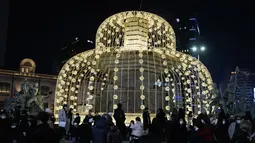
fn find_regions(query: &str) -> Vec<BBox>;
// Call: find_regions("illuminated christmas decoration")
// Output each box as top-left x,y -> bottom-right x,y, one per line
54,11 -> 214,120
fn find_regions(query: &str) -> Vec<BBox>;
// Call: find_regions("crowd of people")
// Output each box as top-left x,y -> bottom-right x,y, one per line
1,103 -> 255,143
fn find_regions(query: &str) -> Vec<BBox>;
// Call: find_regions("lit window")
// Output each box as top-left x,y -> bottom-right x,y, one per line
22,68 -> 24,72
253,88 -> 255,102
26,68 -> 29,73
0,82 -> 10,96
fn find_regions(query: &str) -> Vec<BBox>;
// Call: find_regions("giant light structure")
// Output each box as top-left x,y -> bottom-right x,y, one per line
54,11 -> 214,118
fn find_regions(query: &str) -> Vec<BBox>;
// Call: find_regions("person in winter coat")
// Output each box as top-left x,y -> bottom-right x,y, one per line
149,117 -> 162,143
130,117 -> 143,143
156,108 -> 167,141
0,111 -> 12,143
215,118 -> 230,143
188,118 -> 206,143
94,111 -> 101,126
165,114 -> 178,143
78,119 -> 92,143
176,118 -> 188,143
143,107 -> 151,131
31,112 -> 58,143
114,103 -> 126,137
45,108 -> 54,129
192,115 -> 214,143
67,108 -> 74,139
58,104 -> 68,139
92,117 -> 108,143
143,107 -> 151,132
231,120 -> 251,143
73,113 -> 81,142
84,110 -> 94,127
102,113 -> 114,132
228,116 -> 241,140
107,125 -> 122,143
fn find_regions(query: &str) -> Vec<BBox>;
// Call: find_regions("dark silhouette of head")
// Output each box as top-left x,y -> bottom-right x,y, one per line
117,103 -> 122,109
136,117 -> 141,122
63,104 -> 68,110
37,112 -> 49,124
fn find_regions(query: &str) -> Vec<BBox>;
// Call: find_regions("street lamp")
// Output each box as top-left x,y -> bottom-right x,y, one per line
200,46 -> 205,51
191,46 -> 197,52
190,46 -> 206,60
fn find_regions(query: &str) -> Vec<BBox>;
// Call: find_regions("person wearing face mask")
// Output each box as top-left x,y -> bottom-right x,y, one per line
188,119 -> 204,143
196,114 -> 214,143
176,118 -> 187,143
215,118 -> 230,143
228,116 -> 241,141
231,120 -> 251,143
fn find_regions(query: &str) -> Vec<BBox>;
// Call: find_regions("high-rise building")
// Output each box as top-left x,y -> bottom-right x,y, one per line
144,10 -> 200,54
174,16 -> 201,53
0,0 -> 10,67
231,67 -> 255,111
54,38 -> 93,73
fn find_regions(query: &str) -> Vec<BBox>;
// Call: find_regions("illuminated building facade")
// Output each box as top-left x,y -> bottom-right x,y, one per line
54,11 -> 214,121
231,67 -> 255,110
0,58 -> 57,109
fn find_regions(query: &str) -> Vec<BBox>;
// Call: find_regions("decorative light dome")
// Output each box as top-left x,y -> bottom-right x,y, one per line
96,11 -> 176,51
54,11 -> 214,119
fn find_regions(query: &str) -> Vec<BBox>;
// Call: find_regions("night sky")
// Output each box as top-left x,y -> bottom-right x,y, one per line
4,0 -> 255,84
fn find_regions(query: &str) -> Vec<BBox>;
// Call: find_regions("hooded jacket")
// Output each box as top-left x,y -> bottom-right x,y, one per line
92,118 -> 107,143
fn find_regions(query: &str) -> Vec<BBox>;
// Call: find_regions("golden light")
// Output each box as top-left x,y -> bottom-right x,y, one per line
54,11 -> 214,121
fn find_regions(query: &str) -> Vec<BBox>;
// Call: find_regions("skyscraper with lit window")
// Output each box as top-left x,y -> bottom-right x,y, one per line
174,16 -> 201,54
231,67 -> 255,110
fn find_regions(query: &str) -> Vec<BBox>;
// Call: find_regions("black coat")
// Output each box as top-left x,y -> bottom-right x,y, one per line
31,123 -> 58,143
0,117 -> 12,143
107,126 -> 122,143
143,111 -> 151,130
74,116 -> 81,125
114,108 -> 125,123
215,121 -> 230,143
113,108 -> 126,136
165,119 -> 179,143
78,123 -> 92,143
188,129 -> 205,143
231,130 -> 251,143
92,119 -> 107,143
176,124 -> 188,143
